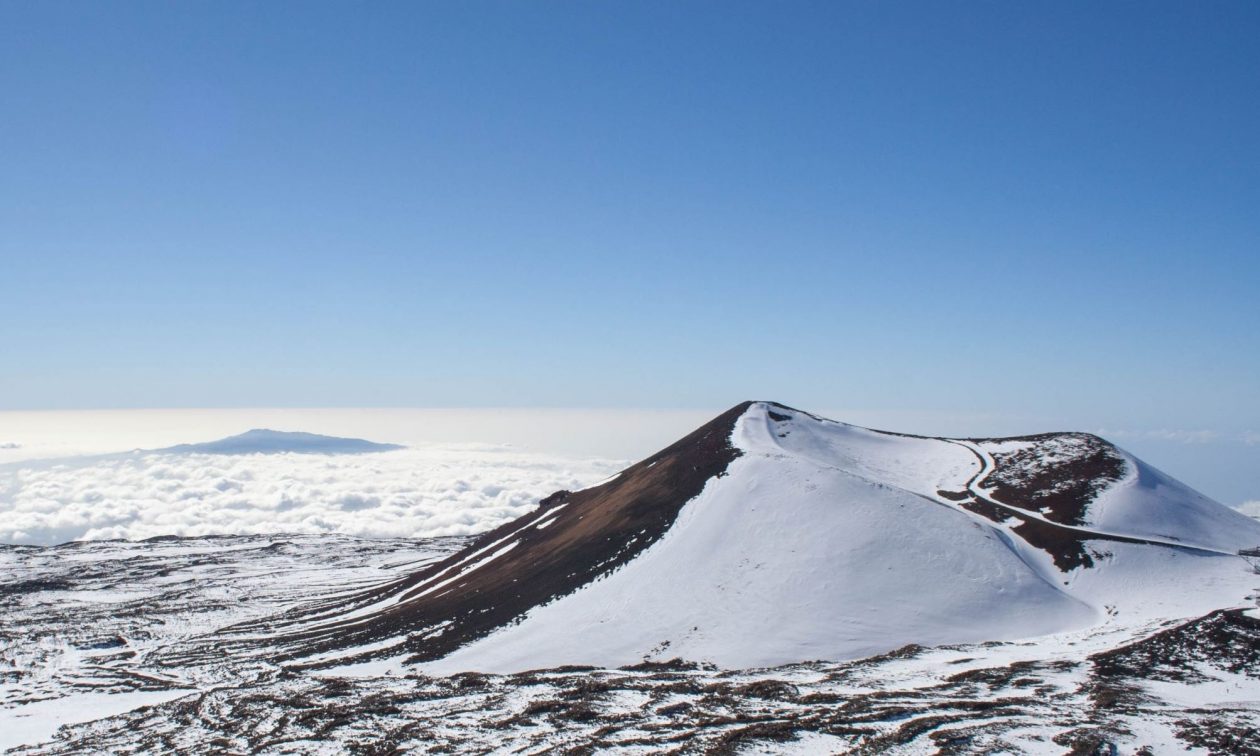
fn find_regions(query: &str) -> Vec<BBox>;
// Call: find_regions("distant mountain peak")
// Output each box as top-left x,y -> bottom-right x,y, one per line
157,429 -> 404,456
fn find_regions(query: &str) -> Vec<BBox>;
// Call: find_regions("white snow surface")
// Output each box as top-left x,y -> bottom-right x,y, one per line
0,689 -> 192,752
1087,452 -> 1260,551
427,402 -> 1260,673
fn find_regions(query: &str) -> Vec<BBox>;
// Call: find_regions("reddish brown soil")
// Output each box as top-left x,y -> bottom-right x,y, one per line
979,433 -> 1128,527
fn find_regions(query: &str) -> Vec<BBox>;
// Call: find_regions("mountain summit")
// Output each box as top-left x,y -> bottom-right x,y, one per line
158,429 -> 404,455
189,401 -> 1260,673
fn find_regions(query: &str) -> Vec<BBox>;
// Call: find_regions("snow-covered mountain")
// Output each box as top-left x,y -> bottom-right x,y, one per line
178,401 -> 1259,675
7,401 -> 1260,753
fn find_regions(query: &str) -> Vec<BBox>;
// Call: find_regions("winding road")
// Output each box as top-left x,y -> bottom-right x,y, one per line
940,439 -> 1236,558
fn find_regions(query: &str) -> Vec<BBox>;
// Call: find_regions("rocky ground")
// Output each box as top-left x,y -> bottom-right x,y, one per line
3,534 -> 1258,754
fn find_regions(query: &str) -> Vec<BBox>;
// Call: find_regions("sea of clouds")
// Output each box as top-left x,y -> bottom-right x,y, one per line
3,406 -> 1256,546
0,445 -> 624,546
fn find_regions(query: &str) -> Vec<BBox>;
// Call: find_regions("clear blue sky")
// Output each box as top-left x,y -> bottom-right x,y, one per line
2,1 -> 1258,436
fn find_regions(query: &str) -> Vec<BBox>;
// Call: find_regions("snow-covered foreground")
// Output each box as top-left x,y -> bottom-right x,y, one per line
2,533 -> 1257,754
0,534 -> 469,751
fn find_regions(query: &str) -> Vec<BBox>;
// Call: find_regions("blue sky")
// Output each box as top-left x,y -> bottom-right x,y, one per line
2,1 -> 1257,440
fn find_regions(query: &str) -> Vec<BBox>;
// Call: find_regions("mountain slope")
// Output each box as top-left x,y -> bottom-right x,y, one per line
168,402 -> 750,668
180,401 -> 1260,674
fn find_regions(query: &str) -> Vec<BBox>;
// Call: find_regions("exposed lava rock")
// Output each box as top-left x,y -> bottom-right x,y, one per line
979,433 -> 1128,526
1090,608 -> 1260,683
6,533 -> 1258,755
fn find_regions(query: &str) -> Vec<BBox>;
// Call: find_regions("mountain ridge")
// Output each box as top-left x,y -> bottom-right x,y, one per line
163,400 -> 1260,674
157,428 -> 404,455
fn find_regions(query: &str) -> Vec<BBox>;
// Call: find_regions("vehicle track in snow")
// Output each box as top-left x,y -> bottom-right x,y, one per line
941,439 -> 1235,558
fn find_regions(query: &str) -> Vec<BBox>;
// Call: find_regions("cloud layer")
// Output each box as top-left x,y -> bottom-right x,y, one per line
0,446 -> 624,546
1096,428 -> 1260,446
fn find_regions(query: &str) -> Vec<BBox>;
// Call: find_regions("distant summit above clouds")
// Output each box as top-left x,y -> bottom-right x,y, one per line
157,429 -> 404,456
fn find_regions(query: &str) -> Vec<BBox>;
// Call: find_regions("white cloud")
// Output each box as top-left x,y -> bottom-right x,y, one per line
1097,428 -> 1260,447
1095,428 -> 1220,444
0,446 -> 624,546
1236,501 -> 1260,521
